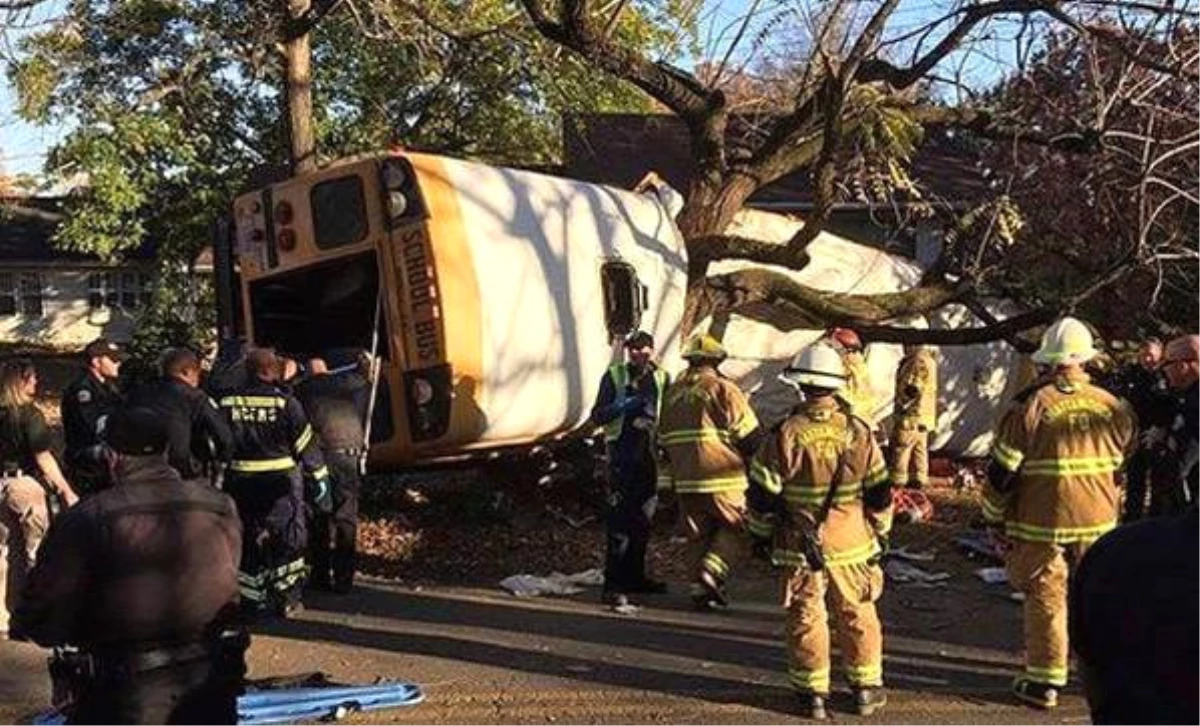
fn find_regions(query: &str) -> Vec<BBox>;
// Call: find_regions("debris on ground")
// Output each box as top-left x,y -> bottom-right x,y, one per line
499,568 -> 604,597
974,567 -> 1009,585
890,545 -> 937,562
955,531 -> 1006,563
884,559 -> 952,585
894,489 -> 935,524
546,505 -> 596,529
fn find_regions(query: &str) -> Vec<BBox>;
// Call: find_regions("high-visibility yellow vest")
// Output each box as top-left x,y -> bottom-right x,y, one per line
603,363 -> 670,443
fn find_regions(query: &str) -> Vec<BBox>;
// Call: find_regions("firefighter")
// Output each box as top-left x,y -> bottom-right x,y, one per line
658,332 -> 762,610
127,348 -> 233,486
981,316 -> 1136,709
295,350 -> 372,594
1,358 -> 78,640
746,341 -> 892,719
220,348 -> 332,618
62,337 -> 127,494
13,406 -> 246,724
588,331 -> 671,606
890,343 -> 938,489
827,328 -> 877,430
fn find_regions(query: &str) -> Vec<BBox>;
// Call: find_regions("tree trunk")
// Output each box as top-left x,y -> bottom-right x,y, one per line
677,174 -> 759,334
285,0 -> 316,174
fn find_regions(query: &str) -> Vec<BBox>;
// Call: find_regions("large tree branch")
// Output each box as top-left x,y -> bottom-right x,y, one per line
859,0 -> 1047,89
517,0 -> 713,120
907,103 -> 1104,153
697,267 -> 968,331
853,306 -> 1058,345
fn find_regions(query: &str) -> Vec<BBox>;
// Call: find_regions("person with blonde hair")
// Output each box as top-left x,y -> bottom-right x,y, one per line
0,358 -> 78,639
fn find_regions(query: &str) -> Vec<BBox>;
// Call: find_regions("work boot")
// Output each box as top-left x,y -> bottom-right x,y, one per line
796,692 -> 827,720
1012,678 -> 1058,709
853,686 -> 887,716
698,571 -> 729,607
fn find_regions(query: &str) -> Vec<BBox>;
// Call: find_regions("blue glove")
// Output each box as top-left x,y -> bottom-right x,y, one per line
619,396 -> 647,415
308,477 -> 333,514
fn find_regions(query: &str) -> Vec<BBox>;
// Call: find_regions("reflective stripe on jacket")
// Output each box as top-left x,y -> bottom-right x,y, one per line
982,370 -> 1136,543
746,396 -> 891,567
602,363 -> 670,443
658,366 -> 758,493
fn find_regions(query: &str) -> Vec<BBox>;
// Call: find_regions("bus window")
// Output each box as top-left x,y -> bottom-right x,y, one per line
311,176 -> 368,250
249,251 -> 385,359
600,260 -> 647,338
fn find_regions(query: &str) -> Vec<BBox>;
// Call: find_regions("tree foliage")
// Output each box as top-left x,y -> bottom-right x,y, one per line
7,0 -> 679,260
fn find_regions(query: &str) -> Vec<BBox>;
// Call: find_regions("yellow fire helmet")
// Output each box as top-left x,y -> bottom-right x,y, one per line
681,333 -> 728,362
1032,316 -> 1100,366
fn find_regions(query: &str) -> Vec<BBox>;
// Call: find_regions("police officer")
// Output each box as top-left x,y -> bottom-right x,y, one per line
62,337 -> 127,494
982,317 -> 1136,709
659,333 -> 762,610
127,348 -> 233,485
220,348 -> 331,617
1,358 -> 78,639
589,331 -> 670,606
747,342 -> 892,719
13,406 -> 246,724
295,350 -> 372,594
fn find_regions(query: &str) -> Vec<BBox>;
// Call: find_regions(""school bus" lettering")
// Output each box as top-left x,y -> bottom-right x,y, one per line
396,226 -> 442,365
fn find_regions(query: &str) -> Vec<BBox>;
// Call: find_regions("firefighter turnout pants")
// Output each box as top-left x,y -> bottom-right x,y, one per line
604,452 -> 657,593
1005,539 -> 1091,687
309,449 -> 361,589
678,490 -> 745,597
890,420 -> 929,488
225,470 -> 308,615
785,561 -> 885,695
0,474 -> 49,635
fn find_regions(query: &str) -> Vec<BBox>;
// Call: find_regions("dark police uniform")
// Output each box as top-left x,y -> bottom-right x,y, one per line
13,408 -> 245,724
1070,506 -> 1198,724
296,369 -> 369,592
220,380 -> 328,616
127,377 -> 233,484
590,360 -> 669,598
62,373 -> 124,494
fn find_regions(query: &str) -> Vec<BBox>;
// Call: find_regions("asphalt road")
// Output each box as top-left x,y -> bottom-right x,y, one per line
2,571 -> 1090,724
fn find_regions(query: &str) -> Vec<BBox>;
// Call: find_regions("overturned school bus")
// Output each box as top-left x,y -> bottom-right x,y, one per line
220,151 -> 688,470
217,150 -> 1021,471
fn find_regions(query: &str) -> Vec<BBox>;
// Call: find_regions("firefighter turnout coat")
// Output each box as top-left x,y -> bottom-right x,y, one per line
746,395 -> 892,695
658,366 -> 759,494
982,368 -> 1136,688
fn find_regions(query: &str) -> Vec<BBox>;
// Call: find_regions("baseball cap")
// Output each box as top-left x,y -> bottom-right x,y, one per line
624,331 -> 655,350
84,337 -> 129,361
104,406 -> 169,456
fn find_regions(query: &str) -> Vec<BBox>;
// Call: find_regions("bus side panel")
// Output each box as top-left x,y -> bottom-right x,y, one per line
415,154 -> 688,445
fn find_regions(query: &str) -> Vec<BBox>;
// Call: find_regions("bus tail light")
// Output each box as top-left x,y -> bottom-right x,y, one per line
403,364 -> 452,442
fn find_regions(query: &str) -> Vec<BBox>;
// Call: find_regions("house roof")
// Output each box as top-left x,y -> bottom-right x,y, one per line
562,113 -> 992,210
0,196 -> 155,265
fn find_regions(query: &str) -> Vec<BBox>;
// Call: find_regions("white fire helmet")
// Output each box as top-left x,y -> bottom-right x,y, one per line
780,341 -> 848,390
1032,316 -> 1100,366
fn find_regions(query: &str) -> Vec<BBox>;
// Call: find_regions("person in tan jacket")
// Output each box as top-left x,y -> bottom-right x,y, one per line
746,341 -> 892,719
658,333 -> 762,610
890,344 -> 938,489
982,317 -> 1136,710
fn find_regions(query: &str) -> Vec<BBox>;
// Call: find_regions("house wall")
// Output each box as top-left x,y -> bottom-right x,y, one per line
0,266 -> 141,349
